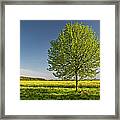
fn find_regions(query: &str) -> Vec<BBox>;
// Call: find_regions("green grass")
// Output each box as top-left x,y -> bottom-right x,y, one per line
20,80 -> 100,100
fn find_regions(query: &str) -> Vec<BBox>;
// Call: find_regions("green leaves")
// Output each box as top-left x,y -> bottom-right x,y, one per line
47,22 -> 100,80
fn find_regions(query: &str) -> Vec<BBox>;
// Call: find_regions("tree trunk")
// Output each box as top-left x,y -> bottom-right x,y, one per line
75,73 -> 78,92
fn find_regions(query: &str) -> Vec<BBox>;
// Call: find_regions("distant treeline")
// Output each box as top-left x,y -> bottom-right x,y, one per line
20,76 -> 46,81
20,76 -> 99,81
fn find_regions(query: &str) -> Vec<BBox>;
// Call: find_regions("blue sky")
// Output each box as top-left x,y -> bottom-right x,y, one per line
20,20 -> 100,79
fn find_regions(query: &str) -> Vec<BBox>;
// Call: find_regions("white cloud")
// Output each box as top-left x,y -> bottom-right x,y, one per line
20,68 -> 56,79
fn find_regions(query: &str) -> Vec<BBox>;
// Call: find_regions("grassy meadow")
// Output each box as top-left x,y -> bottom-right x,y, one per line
20,78 -> 100,100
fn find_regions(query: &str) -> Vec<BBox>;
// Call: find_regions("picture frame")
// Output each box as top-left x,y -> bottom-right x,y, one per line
0,0 -> 119,119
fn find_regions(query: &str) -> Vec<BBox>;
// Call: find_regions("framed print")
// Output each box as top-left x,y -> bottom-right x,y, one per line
0,0 -> 120,119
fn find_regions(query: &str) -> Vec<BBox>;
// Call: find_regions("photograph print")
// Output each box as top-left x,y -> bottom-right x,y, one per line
20,20 -> 100,100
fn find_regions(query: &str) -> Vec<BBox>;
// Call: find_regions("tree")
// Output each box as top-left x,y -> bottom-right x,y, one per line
47,22 -> 100,91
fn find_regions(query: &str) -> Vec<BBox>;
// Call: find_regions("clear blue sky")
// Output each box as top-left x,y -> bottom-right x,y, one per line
20,20 -> 100,79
